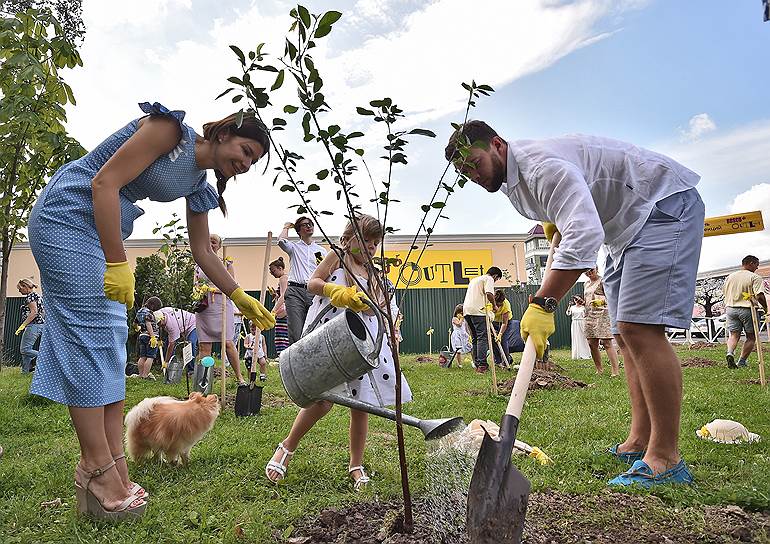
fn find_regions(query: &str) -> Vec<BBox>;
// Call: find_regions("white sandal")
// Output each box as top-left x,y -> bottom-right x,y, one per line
265,443 -> 294,483
348,465 -> 370,491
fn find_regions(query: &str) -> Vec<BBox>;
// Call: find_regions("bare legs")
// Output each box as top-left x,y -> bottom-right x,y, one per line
614,322 -> 682,474
727,331 -> 755,362
70,402 -> 142,510
198,340 -> 245,383
137,356 -> 152,378
266,401 -> 368,483
588,338 -> 620,376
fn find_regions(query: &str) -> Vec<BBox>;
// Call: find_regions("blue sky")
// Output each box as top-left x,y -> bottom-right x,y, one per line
62,0 -> 770,271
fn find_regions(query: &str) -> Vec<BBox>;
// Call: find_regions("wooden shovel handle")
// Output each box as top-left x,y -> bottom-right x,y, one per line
505,231 -> 561,418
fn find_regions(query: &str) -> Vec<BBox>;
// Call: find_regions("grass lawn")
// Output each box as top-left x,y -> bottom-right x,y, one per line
0,345 -> 768,543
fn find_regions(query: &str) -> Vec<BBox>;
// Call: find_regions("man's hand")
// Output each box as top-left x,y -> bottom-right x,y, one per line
542,222 -> 559,243
323,284 -> 370,313
283,222 -> 294,229
520,303 -> 555,359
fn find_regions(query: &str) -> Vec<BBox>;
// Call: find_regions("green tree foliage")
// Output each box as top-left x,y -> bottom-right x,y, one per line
1,0 -> 85,42
0,6 -> 85,361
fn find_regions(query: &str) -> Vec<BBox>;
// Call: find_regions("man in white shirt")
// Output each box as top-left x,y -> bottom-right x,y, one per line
722,255 -> 767,368
278,216 -> 328,343
462,266 -> 502,373
446,121 -> 705,488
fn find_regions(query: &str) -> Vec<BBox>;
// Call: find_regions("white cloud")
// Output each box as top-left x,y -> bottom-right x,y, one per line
699,183 -> 770,272
679,113 -> 716,141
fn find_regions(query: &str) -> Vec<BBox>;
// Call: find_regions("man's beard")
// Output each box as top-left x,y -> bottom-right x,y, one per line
486,153 -> 505,192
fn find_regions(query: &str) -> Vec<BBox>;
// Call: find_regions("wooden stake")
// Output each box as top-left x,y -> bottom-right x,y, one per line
749,297 -> 767,387
485,309 -> 498,395
221,245 -> 228,407
259,231 -> 273,306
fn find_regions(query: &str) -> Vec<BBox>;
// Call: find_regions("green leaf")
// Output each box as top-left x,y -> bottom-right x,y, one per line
298,5 -> 311,28
318,11 -> 342,27
215,88 -> 234,100
308,184 -> 320,191
408,128 -> 436,137
235,110 -> 244,128
271,69 -> 285,91
272,117 -> 287,126
421,205 -> 430,213
316,169 -> 329,180
313,25 -> 332,38
355,148 -> 365,156
356,107 -> 375,116
347,132 -> 364,138
229,45 -> 245,64
280,184 -> 296,192
431,201 -> 445,208
283,105 -> 299,113
227,76 -> 243,85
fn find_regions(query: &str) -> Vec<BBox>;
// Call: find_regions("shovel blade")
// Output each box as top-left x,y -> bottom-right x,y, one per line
467,415 -> 531,544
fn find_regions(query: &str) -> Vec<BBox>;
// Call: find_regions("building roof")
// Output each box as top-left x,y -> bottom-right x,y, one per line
527,224 -> 544,236
697,260 -> 770,280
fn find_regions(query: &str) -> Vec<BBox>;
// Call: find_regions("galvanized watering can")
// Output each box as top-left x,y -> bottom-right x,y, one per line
280,301 -> 464,440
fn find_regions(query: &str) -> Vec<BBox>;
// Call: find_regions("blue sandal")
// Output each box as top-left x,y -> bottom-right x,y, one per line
607,443 -> 646,464
608,459 -> 694,488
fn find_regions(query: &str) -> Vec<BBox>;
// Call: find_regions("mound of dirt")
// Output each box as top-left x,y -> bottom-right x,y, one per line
499,369 -> 589,392
415,356 -> 434,363
289,493 -> 770,543
681,356 -> 718,367
222,391 -> 290,412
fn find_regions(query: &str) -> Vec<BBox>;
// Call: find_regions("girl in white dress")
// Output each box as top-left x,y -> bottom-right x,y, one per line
450,304 -> 472,367
566,295 -> 592,360
265,214 -> 412,490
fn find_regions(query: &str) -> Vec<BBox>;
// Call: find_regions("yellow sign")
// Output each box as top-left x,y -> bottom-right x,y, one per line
704,211 -> 764,237
384,250 -> 493,289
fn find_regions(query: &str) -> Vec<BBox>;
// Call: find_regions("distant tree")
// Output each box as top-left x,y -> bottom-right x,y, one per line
1,0 -> 85,42
694,276 -> 725,318
0,7 -> 85,363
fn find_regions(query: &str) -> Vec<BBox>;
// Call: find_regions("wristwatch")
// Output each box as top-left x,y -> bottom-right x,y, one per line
529,295 -> 558,313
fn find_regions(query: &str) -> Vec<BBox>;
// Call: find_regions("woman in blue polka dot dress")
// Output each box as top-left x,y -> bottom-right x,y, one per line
265,214 -> 412,491
27,102 -> 275,520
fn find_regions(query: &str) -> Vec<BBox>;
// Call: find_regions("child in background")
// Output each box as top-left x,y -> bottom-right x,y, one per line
244,323 -> 267,381
450,304 -> 472,368
265,214 -> 412,490
135,296 -> 162,379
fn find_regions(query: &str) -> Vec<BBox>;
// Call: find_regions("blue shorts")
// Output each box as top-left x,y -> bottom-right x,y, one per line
603,188 -> 704,334
138,334 -> 159,358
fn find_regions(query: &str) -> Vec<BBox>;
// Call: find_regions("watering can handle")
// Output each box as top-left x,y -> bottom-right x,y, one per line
303,301 -> 386,364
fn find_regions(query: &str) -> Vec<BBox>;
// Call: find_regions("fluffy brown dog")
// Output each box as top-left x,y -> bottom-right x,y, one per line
125,392 -> 220,465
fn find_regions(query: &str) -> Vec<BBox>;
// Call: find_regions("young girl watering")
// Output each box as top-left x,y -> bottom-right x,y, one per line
265,214 -> 412,490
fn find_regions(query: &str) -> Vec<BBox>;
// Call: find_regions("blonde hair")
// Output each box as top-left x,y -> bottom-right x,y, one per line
338,214 -> 386,310
17,278 -> 37,289
210,234 -> 223,248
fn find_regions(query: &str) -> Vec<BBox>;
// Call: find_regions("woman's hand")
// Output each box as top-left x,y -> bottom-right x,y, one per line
230,288 -> 275,330
104,261 -> 135,308
323,284 -> 370,312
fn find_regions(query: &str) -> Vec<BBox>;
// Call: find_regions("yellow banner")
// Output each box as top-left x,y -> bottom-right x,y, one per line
384,250 -> 493,289
704,211 -> 764,237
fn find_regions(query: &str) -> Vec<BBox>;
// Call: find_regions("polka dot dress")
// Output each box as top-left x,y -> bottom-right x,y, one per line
27,102 -> 220,407
302,268 -> 412,407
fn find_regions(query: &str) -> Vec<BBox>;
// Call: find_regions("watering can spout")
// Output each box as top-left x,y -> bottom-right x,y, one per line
419,417 -> 466,440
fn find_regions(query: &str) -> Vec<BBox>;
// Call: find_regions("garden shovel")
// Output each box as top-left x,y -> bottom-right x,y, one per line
467,232 -> 560,544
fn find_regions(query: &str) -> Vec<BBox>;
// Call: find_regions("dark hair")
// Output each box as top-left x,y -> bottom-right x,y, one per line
269,256 -> 285,269
294,216 -> 313,234
742,255 -> 759,266
444,120 -> 500,162
203,111 -> 270,216
494,289 -> 506,304
454,303 -> 464,317
145,296 -> 162,311
487,266 -> 502,279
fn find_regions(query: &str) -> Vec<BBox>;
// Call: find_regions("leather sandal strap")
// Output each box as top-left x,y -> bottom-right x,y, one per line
113,493 -> 145,512
77,459 -> 117,490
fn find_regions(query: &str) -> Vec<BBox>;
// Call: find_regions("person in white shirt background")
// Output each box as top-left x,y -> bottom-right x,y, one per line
278,216 -> 328,344
445,121 -> 704,488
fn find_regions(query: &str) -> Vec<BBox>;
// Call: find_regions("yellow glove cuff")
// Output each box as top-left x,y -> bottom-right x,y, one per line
542,222 -> 559,243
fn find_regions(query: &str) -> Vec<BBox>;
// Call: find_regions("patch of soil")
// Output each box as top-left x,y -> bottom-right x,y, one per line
739,378 -> 764,385
290,493 -> 770,544
681,356 -> 718,367
499,369 -> 589,392
415,356 -> 435,363
687,341 -> 721,350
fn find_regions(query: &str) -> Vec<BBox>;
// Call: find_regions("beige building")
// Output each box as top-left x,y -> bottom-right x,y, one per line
7,232 -> 540,293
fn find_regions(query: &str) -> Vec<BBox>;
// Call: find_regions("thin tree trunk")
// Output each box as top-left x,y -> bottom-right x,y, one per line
0,235 -> 12,367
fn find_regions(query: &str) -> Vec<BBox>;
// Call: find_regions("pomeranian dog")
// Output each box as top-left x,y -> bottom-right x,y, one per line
125,392 -> 220,465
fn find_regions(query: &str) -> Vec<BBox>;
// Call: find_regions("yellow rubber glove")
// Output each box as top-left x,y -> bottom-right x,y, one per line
104,261 -> 135,309
590,299 -> 606,307
520,303 -> 555,359
15,323 -> 26,335
149,336 -> 158,349
231,288 -> 275,331
542,222 -> 559,243
323,283 -> 370,313
495,332 -> 502,343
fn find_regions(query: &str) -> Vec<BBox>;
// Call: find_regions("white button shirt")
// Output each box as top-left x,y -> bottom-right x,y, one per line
277,237 -> 328,283
500,134 -> 700,270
